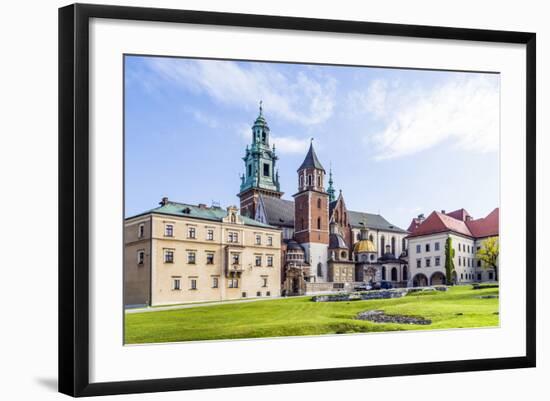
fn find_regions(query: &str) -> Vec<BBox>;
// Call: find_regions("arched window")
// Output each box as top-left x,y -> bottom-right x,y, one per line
317,198 -> 321,209
317,176 -> 321,187
340,251 -> 347,259
402,238 -> 406,252
301,218 -> 305,230
403,265 -> 408,281
356,232 -> 361,241
391,267 -> 397,281
343,214 -> 347,226
391,237 -> 396,256
382,266 -> 386,280
369,234 -> 374,242
335,210 -> 339,222
317,262 -> 322,277
317,217 -> 321,230
380,236 -> 386,255
307,175 -> 312,186
299,176 -> 303,188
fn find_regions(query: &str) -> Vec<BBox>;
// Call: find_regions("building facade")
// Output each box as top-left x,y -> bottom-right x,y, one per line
124,199 -> 281,307
406,208 -> 499,286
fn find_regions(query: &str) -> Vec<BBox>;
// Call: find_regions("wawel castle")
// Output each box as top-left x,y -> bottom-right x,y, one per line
124,105 -> 499,306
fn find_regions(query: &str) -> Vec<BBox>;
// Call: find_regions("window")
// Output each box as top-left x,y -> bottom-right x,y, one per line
458,243 -> 462,252
206,229 -> 214,241
391,237 -> 396,255
206,253 -> 214,265
477,273 -> 482,281
257,291 -> 262,297
381,236 -> 386,254
425,258 -> 431,267
228,278 -> 239,288
212,277 -> 219,288
232,253 -> 240,265
255,255 -> 262,266
263,163 -> 270,177
381,266 -> 386,280
267,255 -> 273,267
138,223 -> 144,238
267,236 -> 273,246
190,279 -> 197,290
317,262 -> 322,277
307,175 -> 312,186
299,176 -> 304,188
228,231 -> 238,243
416,259 -> 421,268
488,272 -> 494,280
416,244 -> 421,253
434,242 -> 440,251
317,198 -> 321,208
458,257 -> 462,266
266,291 -> 271,296
165,224 -> 174,237
164,249 -> 174,263
435,256 -> 441,266
248,164 -> 252,177
477,260 -> 482,267
173,278 -> 181,290
262,277 -> 268,287
425,243 -> 430,252
137,250 -> 145,265
317,217 -> 321,230
356,233 -> 361,241
242,292 -> 247,298
187,226 -> 196,239
187,251 -> 196,264
317,176 -> 321,187
255,234 -> 261,245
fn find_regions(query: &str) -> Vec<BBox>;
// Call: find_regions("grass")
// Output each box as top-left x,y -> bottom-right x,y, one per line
124,285 -> 499,344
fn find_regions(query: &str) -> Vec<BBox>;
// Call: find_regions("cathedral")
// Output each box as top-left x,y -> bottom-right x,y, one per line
238,104 -> 409,295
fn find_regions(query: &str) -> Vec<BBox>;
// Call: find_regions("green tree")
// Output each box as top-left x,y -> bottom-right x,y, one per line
445,237 -> 455,285
476,236 -> 499,281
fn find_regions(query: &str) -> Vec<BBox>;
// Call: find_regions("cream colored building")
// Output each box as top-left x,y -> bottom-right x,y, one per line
124,198 -> 282,307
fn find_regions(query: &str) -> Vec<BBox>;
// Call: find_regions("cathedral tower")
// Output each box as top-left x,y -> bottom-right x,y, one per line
238,102 -> 283,218
293,141 -> 329,282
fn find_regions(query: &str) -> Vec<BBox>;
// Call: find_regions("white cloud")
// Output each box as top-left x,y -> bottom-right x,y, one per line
236,123 -> 310,154
148,58 -> 336,126
183,106 -> 219,128
348,75 -> 500,160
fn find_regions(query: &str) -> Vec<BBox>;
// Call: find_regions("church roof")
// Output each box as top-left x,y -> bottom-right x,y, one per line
298,142 -> 325,172
348,210 -> 408,233
127,200 -> 275,229
259,195 -> 295,228
353,239 -> 377,253
329,233 -> 348,249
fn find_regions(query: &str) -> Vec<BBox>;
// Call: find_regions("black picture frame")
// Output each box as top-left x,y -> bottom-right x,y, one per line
59,3 -> 536,397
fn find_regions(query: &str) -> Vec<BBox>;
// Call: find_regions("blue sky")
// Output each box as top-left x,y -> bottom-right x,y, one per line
124,55 -> 500,229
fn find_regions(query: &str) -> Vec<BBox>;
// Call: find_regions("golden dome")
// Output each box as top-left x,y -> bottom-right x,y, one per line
354,239 -> 376,253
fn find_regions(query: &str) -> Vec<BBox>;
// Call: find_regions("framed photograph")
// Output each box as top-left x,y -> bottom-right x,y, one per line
58,3 -> 536,397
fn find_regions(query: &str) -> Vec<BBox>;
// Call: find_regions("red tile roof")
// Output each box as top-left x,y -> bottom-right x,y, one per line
445,208 -> 472,221
466,208 -> 499,238
407,208 -> 499,239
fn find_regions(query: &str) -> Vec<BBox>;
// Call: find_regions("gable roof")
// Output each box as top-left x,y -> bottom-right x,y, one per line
298,143 -> 325,172
347,210 -> 408,233
408,208 -> 499,239
445,208 -> 472,221
127,200 -> 275,229
466,208 -> 499,238
259,195 -> 295,228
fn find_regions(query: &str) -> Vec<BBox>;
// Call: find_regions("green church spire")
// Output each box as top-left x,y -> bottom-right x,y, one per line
239,102 -> 281,194
327,164 -> 336,202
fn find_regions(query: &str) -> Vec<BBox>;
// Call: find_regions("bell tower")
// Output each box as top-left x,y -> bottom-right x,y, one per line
238,101 -> 283,218
293,140 -> 329,281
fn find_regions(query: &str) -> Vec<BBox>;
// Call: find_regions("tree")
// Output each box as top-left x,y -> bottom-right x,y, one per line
476,236 -> 499,281
444,237 -> 455,285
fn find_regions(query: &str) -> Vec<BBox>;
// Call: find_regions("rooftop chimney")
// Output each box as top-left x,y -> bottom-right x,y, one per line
441,210 -> 446,214
159,197 -> 169,206
198,203 -> 207,209
417,213 -> 425,220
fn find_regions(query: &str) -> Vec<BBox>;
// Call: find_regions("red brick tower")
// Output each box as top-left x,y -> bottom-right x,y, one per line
293,141 -> 329,281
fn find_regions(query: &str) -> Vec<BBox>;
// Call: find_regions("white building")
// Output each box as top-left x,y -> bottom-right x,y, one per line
406,208 -> 499,286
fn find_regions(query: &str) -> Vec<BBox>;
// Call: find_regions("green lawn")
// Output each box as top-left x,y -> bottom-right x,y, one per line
124,285 -> 499,344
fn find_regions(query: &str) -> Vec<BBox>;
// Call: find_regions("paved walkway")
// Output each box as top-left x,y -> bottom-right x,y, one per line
125,295 -> 308,314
